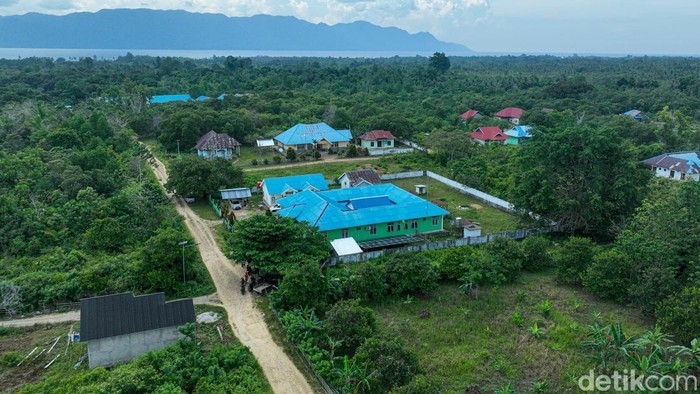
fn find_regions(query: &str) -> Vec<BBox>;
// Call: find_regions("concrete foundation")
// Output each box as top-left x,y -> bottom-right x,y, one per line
87,326 -> 183,369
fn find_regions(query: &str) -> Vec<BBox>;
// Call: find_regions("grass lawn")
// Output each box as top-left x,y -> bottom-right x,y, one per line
237,146 -> 279,168
388,176 -> 520,234
188,199 -> 220,221
243,159 -> 402,187
370,271 -> 652,393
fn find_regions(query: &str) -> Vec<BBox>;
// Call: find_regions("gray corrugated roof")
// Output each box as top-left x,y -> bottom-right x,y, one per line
220,188 -> 252,200
80,292 -> 195,341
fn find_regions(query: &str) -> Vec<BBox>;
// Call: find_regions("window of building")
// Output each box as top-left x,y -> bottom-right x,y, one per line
432,216 -> 439,226
670,170 -> 676,178
411,220 -> 418,229
369,225 -> 377,235
341,229 -> 349,238
404,222 -> 408,230
387,222 -> 394,232
370,141 -> 375,147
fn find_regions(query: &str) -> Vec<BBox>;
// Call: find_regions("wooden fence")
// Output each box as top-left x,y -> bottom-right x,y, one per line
329,226 -> 559,265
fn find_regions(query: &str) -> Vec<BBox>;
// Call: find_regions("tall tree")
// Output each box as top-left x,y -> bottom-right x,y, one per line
511,125 -> 649,236
229,215 -> 329,276
165,156 -> 243,198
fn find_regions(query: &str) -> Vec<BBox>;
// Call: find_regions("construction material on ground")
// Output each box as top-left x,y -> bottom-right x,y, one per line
196,311 -> 221,324
47,336 -> 61,353
73,354 -> 87,369
44,354 -> 60,369
32,348 -> 46,362
17,347 -> 38,366
216,326 -> 223,341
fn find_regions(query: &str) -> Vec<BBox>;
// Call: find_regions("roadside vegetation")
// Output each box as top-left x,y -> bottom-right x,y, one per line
2,306 -> 271,393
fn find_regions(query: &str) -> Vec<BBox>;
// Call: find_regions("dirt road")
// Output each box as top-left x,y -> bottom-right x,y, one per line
243,155 -> 380,172
150,154 -> 314,393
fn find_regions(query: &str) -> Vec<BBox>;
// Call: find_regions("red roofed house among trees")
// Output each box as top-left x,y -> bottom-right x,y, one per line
494,107 -> 525,125
460,110 -> 482,120
470,126 -> 507,145
195,130 -> 241,159
360,130 -> 397,149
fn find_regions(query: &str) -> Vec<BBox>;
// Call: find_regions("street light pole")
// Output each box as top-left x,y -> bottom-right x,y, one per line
176,140 -> 180,157
179,241 -> 188,283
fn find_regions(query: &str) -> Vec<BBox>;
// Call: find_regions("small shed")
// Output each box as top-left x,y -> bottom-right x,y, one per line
80,292 -> 195,369
220,188 -> 252,207
460,219 -> 482,238
330,237 -> 363,257
415,185 -> 427,195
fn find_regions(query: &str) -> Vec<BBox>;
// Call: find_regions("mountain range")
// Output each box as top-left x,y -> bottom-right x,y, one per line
0,9 -> 471,53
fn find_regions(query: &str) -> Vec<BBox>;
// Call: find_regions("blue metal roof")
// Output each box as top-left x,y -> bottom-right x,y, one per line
149,94 -> 192,104
277,184 -> 449,232
624,109 -> 643,118
217,94 -> 227,100
274,123 -> 352,146
262,174 -> 329,196
195,95 -> 210,101
505,125 -> 533,138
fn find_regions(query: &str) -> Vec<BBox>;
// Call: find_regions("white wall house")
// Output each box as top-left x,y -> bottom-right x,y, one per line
643,151 -> 700,181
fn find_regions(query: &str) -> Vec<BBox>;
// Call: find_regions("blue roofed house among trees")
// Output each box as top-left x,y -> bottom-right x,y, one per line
504,125 -> 534,145
274,122 -> 352,153
276,184 -> 449,243
624,109 -> 645,121
261,173 -> 329,207
148,94 -> 193,104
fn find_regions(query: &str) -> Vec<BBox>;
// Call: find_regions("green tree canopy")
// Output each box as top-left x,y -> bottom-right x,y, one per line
165,156 -> 243,198
229,215 -> 329,276
511,125 -> 649,236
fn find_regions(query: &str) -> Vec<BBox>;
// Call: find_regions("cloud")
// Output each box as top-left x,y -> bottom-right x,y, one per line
39,0 -> 74,10
0,0 -> 18,7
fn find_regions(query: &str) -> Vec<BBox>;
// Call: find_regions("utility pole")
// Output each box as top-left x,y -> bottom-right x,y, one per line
176,140 -> 180,157
179,241 -> 198,283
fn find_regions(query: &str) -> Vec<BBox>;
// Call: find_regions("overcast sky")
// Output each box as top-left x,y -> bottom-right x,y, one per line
1,0 -> 699,55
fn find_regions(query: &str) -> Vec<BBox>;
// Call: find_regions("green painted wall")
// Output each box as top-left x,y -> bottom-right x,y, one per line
361,139 -> 394,149
324,215 -> 444,241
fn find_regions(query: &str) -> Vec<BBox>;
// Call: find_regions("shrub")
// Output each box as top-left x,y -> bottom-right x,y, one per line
384,253 -> 438,295
520,236 -> 553,272
286,147 -> 297,161
583,248 -> 633,302
656,286 -> 700,345
430,246 -> 474,280
354,337 -> 421,393
325,299 -> 377,356
272,263 -> 328,312
481,238 -> 525,284
346,144 -> 359,157
348,261 -> 387,301
554,237 -> 597,285
392,375 -> 440,394
272,156 -> 282,164
250,159 -> 258,166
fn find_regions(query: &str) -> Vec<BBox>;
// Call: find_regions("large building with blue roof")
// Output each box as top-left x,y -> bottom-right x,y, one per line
274,122 -> 352,152
148,94 -> 192,104
276,184 -> 449,242
261,173 -> 330,207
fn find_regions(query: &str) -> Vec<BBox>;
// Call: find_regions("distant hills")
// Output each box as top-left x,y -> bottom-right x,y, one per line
0,9 -> 471,53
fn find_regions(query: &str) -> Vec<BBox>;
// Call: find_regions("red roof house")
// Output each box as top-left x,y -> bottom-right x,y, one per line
494,107 -> 524,124
470,127 -> 506,144
460,110 -> 482,120
360,130 -> 397,149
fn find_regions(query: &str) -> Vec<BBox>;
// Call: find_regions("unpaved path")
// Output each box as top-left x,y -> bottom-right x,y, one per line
243,155 -> 380,172
0,295 -> 223,328
150,153 -> 314,394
